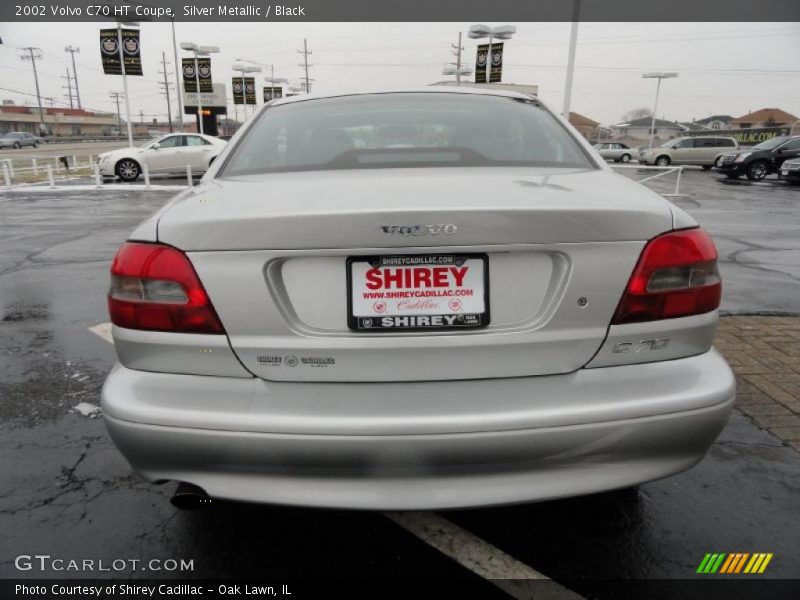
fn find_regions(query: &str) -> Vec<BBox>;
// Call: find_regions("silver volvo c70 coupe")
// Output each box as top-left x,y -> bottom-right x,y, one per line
101,88 -> 734,510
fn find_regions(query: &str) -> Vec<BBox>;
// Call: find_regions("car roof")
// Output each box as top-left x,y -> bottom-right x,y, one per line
268,87 -> 538,109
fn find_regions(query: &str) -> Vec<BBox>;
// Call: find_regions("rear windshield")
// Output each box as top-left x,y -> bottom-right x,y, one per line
220,93 -> 594,176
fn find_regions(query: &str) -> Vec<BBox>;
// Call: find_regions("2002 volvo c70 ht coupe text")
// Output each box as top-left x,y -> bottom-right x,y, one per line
101,89 -> 735,510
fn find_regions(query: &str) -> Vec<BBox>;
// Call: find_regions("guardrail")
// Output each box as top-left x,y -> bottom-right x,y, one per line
610,164 -> 684,197
2,158 -> 198,192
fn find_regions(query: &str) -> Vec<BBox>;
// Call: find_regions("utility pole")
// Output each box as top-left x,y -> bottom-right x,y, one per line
64,45 -> 82,109
562,0 -> 581,117
62,68 -> 74,108
158,51 -> 174,132
19,47 -> 46,135
451,32 -> 464,85
109,92 -> 124,135
297,38 -> 312,93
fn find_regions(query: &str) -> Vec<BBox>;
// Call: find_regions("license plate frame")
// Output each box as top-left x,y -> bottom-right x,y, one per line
346,253 -> 490,332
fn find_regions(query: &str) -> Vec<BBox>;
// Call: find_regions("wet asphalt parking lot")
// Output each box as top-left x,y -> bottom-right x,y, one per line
1,168 -> 798,598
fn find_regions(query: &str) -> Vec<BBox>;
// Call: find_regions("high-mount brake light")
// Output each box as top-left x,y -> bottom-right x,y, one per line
108,242 -> 225,334
612,228 -> 721,324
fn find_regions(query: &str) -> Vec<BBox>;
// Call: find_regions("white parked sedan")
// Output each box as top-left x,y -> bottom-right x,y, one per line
96,133 -> 227,181
102,89 -> 734,510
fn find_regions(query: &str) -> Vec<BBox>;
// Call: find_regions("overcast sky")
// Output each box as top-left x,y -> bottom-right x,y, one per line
1,21 -> 798,125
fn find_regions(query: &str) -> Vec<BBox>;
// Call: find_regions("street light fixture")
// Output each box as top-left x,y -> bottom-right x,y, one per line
642,72 -> 679,149
442,64 -> 473,85
231,63 -> 261,122
180,42 -> 220,135
468,24 -> 516,84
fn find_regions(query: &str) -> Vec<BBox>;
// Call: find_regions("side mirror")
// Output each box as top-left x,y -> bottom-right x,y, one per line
151,142 -> 161,150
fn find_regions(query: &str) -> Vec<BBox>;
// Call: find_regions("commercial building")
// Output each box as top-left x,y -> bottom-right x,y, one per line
0,103 -> 121,136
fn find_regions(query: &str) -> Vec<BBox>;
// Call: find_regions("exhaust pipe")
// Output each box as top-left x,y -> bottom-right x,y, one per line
170,482 -> 211,510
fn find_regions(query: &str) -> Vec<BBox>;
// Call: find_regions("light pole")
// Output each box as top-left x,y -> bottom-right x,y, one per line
642,72 -> 679,149
114,21 -> 139,147
468,24 -> 516,84
232,63 -> 261,121
180,42 -> 220,135
562,0 -> 581,117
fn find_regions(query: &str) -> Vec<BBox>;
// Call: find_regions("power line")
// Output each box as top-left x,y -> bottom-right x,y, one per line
297,38 -> 313,93
64,45 -> 82,109
157,51 -> 175,132
109,92 -> 125,133
61,67 -> 75,108
18,47 -> 46,133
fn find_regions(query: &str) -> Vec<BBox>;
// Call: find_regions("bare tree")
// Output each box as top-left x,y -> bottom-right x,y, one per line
621,107 -> 653,122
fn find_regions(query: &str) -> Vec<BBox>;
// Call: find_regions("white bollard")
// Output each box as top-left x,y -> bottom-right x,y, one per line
88,155 -> 93,167
143,163 -> 151,189
3,163 -> 11,189
186,165 -> 193,187
32,158 -> 38,175
2,159 -> 14,178
94,164 -> 102,188
674,167 -> 683,196
72,155 -> 77,168
54,157 -> 60,173
47,165 -> 55,189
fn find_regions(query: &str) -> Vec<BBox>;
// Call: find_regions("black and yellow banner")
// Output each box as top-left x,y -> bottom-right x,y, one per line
233,77 -> 257,104
183,58 -> 212,93
489,43 -> 504,82
474,44 -> 488,83
99,28 -> 143,76
474,42 -> 504,83
263,86 -> 283,102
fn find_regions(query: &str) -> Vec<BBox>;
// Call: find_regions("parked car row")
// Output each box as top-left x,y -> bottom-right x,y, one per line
593,134 -> 800,183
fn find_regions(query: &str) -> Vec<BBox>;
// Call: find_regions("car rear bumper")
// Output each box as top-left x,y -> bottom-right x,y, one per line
102,350 -> 735,509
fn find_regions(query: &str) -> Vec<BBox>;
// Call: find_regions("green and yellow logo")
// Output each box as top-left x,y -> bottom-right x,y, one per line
697,553 -> 773,574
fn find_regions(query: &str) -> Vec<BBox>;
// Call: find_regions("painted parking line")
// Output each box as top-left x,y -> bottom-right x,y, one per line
385,511 -> 581,600
89,322 -> 114,344
89,322 -> 581,599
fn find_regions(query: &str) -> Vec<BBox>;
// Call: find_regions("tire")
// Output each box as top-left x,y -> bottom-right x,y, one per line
702,165 -> 712,170
620,153 -> 631,163
13,142 -> 21,149
116,158 -> 141,182
655,155 -> 671,167
725,173 -> 741,179
33,142 -> 39,148
745,161 -> 768,181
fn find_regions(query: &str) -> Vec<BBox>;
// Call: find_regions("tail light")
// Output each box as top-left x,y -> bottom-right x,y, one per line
612,228 -> 721,325
108,242 -> 225,334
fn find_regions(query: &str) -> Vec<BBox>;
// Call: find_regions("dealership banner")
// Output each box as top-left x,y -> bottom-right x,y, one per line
489,42 -> 504,82
233,78 -> 257,104
99,28 -> 142,76
263,86 -> 283,102
183,58 -> 212,93
474,44 -> 488,83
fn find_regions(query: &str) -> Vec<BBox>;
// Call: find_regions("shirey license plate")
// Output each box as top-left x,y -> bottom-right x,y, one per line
348,254 -> 489,331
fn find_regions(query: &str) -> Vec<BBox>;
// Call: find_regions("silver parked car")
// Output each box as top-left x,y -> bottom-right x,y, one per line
639,136 -> 738,168
593,142 -> 637,163
102,89 -> 734,510
0,131 -> 40,149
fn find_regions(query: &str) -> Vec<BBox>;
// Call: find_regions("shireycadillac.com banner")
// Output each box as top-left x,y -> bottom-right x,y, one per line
183,58 -> 212,93
99,28 -> 142,76
474,43 -> 503,83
